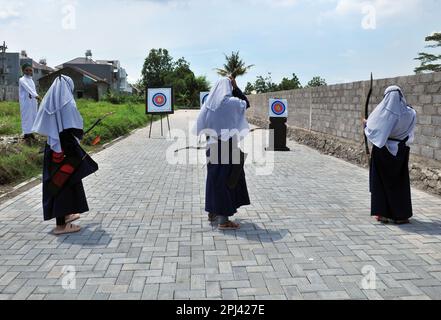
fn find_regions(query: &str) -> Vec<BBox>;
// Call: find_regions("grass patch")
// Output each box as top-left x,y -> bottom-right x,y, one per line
0,145 -> 43,185
0,102 -> 22,135
0,99 -> 156,186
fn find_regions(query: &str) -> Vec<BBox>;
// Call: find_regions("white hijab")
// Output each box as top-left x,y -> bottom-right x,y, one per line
365,85 -> 417,156
193,78 -> 249,142
204,77 -> 233,111
32,75 -> 84,153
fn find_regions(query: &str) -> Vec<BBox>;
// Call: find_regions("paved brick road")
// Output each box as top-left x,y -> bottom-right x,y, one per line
0,110 -> 441,300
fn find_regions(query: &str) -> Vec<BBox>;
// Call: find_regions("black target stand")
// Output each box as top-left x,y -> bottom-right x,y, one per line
266,117 -> 290,152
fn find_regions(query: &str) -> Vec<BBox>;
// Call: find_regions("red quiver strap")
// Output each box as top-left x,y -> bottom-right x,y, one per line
51,163 -> 75,188
48,153 -> 82,197
52,151 -> 64,164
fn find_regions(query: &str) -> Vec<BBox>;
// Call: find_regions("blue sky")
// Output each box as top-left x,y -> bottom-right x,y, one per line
0,0 -> 440,88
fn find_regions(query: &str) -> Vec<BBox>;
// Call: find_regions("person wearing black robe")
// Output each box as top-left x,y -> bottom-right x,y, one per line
33,75 -> 98,235
194,77 -> 251,230
364,86 -> 417,224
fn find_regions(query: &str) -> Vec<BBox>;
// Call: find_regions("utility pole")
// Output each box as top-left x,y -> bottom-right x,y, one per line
0,41 -> 8,101
0,41 -> 8,85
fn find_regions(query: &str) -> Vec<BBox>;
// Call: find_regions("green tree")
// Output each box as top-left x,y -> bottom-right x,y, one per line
133,79 -> 145,95
253,73 -> 278,93
191,76 -> 211,106
244,82 -> 255,95
165,57 -> 210,107
216,51 -> 254,79
414,32 -> 441,73
141,48 -> 173,88
307,76 -> 327,88
278,73 -> 302,91
141,50 -> 210,108
165,57 -> 193,105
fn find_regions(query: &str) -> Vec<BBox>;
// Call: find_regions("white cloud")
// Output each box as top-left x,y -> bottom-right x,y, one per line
268,0 -> 299,7
340,49 -> 356,58
0,1 -> 22,20
317,0 -> 424,30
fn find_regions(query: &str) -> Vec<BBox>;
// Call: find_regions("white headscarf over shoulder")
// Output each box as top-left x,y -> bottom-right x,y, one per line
193,77 -> 249,142
32,75 -> 84,153
365,85 -> 417,156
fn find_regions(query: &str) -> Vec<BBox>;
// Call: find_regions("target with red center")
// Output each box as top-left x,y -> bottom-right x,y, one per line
269,98 -> 288,118
146,88 -> 174,115
271,101 -> 286,115
153,93 -> 167,107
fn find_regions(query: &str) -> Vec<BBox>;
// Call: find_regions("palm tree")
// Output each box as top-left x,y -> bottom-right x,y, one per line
414,32 -> 441,73
215,51 -> 254,79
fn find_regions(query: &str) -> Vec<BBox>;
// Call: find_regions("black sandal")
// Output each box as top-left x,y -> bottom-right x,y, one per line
208,213 -> 217,222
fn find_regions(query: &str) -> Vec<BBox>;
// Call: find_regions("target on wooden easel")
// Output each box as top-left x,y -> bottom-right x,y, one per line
200,92 -> 210,108
146,87 -> 173,138
269,98 -> 288,118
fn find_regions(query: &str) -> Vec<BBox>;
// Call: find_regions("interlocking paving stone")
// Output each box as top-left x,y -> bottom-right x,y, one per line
1,110 -> 441,300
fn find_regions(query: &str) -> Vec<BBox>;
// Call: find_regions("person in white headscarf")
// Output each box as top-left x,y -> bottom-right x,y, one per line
194,77 -> 251,230
364,85 -> 417,224
33,75 -> 98,235
195,77 -> 250,142
18,63 -> 41,142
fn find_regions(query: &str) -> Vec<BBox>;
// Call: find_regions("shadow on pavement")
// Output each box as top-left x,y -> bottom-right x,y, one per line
54,223 -> 112,246
396,219 -> 441,235
218,220 -> 290,242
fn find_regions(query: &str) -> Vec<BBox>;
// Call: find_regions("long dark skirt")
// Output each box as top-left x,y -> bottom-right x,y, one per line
370,142 -> 412,220
205,139 -> 251,217
42,131 -> 98,221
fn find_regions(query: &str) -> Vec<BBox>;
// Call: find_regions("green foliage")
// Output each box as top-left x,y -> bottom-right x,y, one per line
254,73 -> 278,93
141,48 -> 174,88
244,82 -> 255,95
246,72 -> 304,94
414,32 -> 441,73
140,49 -> 210,108
104,91 -> 144,105
216,51 -> 254,79
0,102 -> 22,135
0,144 -> 43,185
306,76 -> 327,88
278,74 -> 302,91
76,100 -> 151,146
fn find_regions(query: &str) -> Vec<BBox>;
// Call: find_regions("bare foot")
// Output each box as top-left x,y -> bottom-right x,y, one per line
66,214 -> 81,224
376,216 -> 391,223
218,221 -> 240,230
53,223 -> 81,235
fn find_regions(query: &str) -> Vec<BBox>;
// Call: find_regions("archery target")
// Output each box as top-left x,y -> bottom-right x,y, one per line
153,93 -> 167,107
269,98 -> 288,118
200,92 -> 210,108
147,88 -> 173,114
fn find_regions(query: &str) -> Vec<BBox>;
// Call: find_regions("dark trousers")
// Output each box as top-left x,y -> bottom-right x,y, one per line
56,216 -> 66,226
370,141 -> 413,220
